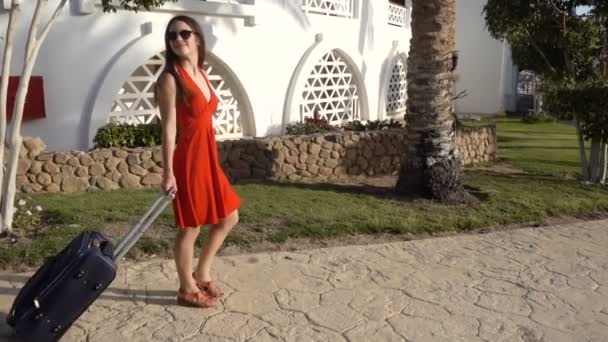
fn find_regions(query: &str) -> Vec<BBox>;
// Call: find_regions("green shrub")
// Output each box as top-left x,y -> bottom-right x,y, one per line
340,119 -> 403,131
521,111 -> 555,124
543,82 -> 608,141
385,119 -> 405,129
285,116 -> 337,135
363,119 -> 383,131
285,116 -> 405,135
341,120 -> 366,131
94,122 -> 162,148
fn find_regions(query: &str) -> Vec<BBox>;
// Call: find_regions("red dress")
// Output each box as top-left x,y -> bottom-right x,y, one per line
172,64 -> 241,228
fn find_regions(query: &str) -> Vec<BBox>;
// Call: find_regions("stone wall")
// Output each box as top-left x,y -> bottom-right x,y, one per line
455,125 -> 497,164
12,125 -> 496,193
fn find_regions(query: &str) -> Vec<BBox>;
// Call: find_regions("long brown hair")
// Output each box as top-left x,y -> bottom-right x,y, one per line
155,15 -> 206,105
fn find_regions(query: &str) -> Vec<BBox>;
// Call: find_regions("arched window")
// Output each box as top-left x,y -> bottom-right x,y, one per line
300,50 -> 361,125
108,52 -> 251,140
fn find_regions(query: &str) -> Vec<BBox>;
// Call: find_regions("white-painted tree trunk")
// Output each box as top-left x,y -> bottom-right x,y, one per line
575,121 -> 590,181
0,0 -> 21,234
600,141 -> 607,184
589,137 -> 601,183
1,0 -> 68,234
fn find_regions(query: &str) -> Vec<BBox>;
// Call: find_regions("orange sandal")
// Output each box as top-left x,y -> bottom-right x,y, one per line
193,273 -> 224,298
177,289 -> 217,308
198,280 -> 224,298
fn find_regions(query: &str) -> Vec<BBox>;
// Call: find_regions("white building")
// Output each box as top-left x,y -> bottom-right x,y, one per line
453,0 -> 518,116
1,0 -> 516,151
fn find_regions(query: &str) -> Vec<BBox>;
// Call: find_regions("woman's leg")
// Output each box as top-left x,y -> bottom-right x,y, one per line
174,226 -> 201,293
194,210 -> 239,283
174,226 -> 217,307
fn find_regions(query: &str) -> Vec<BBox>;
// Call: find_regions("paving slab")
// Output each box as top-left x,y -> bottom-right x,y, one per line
0,219 -> 606,341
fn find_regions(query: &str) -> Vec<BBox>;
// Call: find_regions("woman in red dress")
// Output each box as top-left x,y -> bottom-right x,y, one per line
155,15 -> 241,308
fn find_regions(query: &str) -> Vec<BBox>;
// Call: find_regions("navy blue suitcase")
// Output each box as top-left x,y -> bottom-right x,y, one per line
6,192 -> 174,342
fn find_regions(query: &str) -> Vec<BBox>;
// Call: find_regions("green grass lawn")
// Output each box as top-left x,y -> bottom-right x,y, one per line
2,116 -> 607,270
469,117 -> 582,177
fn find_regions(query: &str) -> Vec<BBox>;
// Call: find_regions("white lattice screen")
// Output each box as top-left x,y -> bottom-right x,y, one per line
110,54 -> 164,125
109,52 -> 243,140
205,64 -> 242,139
388,3 -> 407,27
301,0 -> 354,18
386,57 -> 407,117
301,50 -> 360,125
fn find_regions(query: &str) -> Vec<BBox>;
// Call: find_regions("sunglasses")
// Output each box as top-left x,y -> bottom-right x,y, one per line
167,30 -> 197,41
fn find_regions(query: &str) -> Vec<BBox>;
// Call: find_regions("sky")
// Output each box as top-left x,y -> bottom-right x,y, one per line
576,5 -> 593,15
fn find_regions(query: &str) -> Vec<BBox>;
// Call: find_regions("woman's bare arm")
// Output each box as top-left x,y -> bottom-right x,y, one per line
157,72 -> 178,193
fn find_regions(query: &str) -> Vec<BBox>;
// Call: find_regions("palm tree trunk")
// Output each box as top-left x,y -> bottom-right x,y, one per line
395,0 -> 465,203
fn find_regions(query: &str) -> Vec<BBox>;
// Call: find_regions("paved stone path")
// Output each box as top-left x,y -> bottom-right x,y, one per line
0,220 -> 607,341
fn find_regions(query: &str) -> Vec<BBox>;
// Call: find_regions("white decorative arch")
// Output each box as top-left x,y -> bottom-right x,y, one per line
108,52 -> 165,125
88,27 -> 163,146
87,24 -> 254,146
378,40 -> 408,121
283,33 -> 370,129
206,54 -> 256,139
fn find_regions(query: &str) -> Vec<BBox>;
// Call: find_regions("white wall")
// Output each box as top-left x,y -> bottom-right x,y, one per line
454,0 -> 517,115
0,0 -> 410,151
1,0 -> 514,151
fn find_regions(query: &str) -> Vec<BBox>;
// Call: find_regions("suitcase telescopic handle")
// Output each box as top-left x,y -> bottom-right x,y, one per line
113,191 -> 175,261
